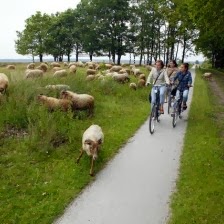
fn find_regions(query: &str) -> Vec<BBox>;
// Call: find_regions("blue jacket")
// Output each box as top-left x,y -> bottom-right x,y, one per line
173,71 -> 192,91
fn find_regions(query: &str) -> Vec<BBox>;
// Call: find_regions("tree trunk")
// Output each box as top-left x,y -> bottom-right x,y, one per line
75,44 -> 79,62
139,49 -> 143,66
67,54 -> 70,62
89,53 -> 93,62
175,39 -> 180,61
181,37 -> 187,63
39,54 -> 43,62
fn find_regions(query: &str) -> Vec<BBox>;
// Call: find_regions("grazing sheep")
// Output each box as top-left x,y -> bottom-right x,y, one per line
131,66 -> 141,76
25,69 -> 43,79
105,64 -> 113,69
76,124 -> 104,176
203,72 -> 212,81
76,61 -> 85,67
52,67 -> 63,72
118,69 -> 128,74
129,82 -> 137,90
139,74 -> 146,80
86,69 -> 97,76
145,65 -> 152,71
6,65 -> 15,70
27,63 -> 35,69
0,73 -> 9,94
64,62 -> 68,67
53,69 -> 67,77
51,62 -> 61,68
37,94 -> 72,112
60,90 -> 94,116
38,63 -> 48,72
45,84 -> 70,91
113,73 -> 130,83
86,75 -> 95,81
68,62 -> 77,68
69,65 -> 77,74
110,65 -> 123,72
137,79 -> 146,87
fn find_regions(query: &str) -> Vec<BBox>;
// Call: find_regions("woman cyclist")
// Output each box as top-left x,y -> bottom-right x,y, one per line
171,63 -> 192,115
146,60 -> 170,114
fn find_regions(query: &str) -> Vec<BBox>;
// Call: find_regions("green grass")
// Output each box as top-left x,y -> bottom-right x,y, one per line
0,63 -> 150,224
169,69 -> 224,223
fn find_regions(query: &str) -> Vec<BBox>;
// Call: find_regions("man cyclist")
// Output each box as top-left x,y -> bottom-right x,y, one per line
171,63 -> 192,115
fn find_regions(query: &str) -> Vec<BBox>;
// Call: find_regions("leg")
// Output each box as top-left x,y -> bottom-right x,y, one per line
172,90 -> 180,114
90,157 -> 94,176
151,87 -> 156,106
183,89 -> 189,104
76,149 -> 84,163
159,85 -> 166,113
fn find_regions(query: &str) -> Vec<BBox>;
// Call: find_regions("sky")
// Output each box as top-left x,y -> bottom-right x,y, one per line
0,0 -> 204,62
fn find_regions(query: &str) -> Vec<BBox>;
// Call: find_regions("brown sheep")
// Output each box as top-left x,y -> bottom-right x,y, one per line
6,65 -> 15,70
51,62 -> 61,68
25,69 -> 43,79
53,69 -> 67,77
86,69 -> 97,76
113,73 -> 130,83
37,94 -> 72,112
86,75 -> 95,81
60,90 -> 94,116
110,65 -> 123,72
129,82 -> 137,90
69,65 -> 77,74
139,74 -> 146,81
137,79 -> 146,88
27,63 -> 35,69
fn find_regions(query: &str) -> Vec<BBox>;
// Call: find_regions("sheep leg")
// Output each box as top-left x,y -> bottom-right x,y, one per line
90,157 -> 94,176
76,149 -> 84,164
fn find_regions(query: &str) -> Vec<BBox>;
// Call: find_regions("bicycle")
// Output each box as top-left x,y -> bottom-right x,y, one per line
167,84 -> 175,114
149,85 -> 161,134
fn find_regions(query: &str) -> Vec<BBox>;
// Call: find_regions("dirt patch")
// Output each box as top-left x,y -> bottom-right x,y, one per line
209,79 -> 224,104
0,126 -> 28,139
50,135 -> 68,148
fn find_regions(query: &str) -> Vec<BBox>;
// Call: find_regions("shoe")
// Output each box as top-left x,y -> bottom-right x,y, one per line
183,103 -> 187,110
160,106 -> 164,114
171,113 -> 175,117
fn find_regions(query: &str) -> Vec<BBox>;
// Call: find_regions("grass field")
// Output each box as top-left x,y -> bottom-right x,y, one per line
0,63 -> 150,223
169,68 -> 224,223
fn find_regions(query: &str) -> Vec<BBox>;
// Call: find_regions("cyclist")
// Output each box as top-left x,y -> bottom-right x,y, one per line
165,60 -> 179,102
171,63 -> 192,115
146,60 -> 170,114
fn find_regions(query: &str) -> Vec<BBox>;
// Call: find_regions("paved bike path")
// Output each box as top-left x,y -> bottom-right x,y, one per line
55,70 -> 195,224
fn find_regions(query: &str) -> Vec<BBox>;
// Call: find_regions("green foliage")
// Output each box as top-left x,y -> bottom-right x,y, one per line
0,63 -> 150,223
169,69 -> 224,223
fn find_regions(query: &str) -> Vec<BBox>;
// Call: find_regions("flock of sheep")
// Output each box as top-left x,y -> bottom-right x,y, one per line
0,61 -> 151,175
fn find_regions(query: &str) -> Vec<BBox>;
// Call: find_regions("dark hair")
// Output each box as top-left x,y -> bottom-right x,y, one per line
156,60 -> 164,68
169,60 -> 178,68
183,63 -> 189,70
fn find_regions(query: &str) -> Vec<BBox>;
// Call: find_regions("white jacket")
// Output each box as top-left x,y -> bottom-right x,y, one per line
146,67 -> 170,85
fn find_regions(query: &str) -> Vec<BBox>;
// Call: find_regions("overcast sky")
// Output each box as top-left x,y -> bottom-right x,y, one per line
0,0 -> 204,61
0,0 -> 80,59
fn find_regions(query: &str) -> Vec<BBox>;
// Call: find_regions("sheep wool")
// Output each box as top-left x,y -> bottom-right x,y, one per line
27,63 -> 35,69
25,69 -> 43,79
129,82 -> 137,90
53,69 -> 67,77
6,65 -> 15,70
0,73 -> 9,94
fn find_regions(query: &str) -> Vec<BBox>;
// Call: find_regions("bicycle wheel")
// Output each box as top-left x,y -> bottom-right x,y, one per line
168,94 -> 171,114
149,105 -> 156,134
172,110 -> 177,128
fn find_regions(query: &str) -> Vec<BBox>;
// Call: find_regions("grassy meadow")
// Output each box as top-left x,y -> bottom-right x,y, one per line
169,68 -> 224,223
0,62 -> 150,223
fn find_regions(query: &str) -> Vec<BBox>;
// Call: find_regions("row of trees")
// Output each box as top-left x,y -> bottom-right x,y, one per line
15,0 -> 224,68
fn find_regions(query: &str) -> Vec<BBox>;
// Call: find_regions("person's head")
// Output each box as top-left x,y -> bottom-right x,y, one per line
180,63 -> 189,73
155,60 -> 164,70
168,60 -> 178,68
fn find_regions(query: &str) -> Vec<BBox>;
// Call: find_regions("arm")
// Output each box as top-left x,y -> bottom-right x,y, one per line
188,72 -> 192,86
164,69 -> 170,85
146,68 -> 153,85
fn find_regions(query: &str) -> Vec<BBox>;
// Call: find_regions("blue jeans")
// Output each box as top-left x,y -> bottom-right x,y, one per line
175,89 -> 189,103
151,85 -> 166,105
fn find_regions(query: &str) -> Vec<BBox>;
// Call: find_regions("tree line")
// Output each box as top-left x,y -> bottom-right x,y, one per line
15,0 -> 224,68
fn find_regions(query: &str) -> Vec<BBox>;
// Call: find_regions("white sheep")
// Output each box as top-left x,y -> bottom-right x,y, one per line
131,65 -> 141,76
60,90 -> 95,116
6,65 -> 15,70
45,84 -> 70,91
69,65 -> 77,74
113,73 -> 130,83
137,79 -> 146,87
203,72 -> 212,81
86,75 -> 95,81
53,69 -> 67,77
110,65 -> 122,72
51,62 -> 61,68
0,73 -> 9,94
37,94 -> 72,112
129,82 -> 137,90
27,63 -> 35,69
25,69 -> 43,79
76,124 -> 104,176
86,69 -> 97,76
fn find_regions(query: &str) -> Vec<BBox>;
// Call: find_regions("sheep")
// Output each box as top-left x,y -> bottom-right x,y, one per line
203,72 -> 212,81
38,63 -> 48,72
118,69 -> 128,74
110,65 -> 122,72
37,94 -> 72,112
76,124 -> 104,176
45,84 -> 70,91
139,74 -> 146,81
137,79 -> 146,88
69,65 -> 77,74
113,73 -> 130,83
51,62 -> 61,68
86,75 -> 95,81
0,73 -> 9,94
52,67 -> 63,72
27,63 -> 35,69
86,69 -> 97,76
25,69 -> 43,79
105,64 -> 113,69
129,82 -> 137,90
53,69 -> 67,77
68,62 -> 77,68
76,61 -> 85,67
131,66 -> 141,76
64,62 -> 68,67
6,65 -> 15,70
60,90 -> 94,116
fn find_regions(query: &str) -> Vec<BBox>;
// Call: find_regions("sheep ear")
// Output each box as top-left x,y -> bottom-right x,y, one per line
84,139 -> 93,145
98,139 -> 102,145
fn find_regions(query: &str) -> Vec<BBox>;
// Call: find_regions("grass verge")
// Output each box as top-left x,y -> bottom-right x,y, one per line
169,68 -> 224,223
0,63 -> 150,224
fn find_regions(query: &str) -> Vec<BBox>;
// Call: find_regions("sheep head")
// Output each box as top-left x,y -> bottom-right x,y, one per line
84,139 -> 102,160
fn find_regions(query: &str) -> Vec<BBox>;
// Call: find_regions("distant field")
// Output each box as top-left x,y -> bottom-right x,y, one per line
0,63 -> 150,223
